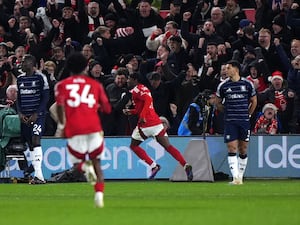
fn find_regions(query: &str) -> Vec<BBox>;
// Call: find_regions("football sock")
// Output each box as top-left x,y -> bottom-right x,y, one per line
77,162 -> 84,172
228,153 -> 239,179
32,146 -> 44,181
94,182 -> 104,193
130,145 -> 153,165
238,154 -> 248,179
150,162 -> 157,168
166,145 -> 186,167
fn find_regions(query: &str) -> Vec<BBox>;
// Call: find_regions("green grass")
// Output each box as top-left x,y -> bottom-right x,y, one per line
0,180 -> 299,225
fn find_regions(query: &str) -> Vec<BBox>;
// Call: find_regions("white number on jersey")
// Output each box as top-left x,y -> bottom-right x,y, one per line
66,84 -> 96,108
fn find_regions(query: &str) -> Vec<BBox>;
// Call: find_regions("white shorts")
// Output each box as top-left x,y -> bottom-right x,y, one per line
67,132 -> 104,163
132,124 -> 167,141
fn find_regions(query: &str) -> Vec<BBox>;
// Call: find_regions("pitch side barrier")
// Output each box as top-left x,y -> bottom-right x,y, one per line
2,135 -> 300,179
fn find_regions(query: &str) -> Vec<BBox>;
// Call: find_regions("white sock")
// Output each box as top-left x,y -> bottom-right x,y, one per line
32,146 -> 44,181
228,155 -> 239,179
238,156 -> 248,179
150,162 -> 157,168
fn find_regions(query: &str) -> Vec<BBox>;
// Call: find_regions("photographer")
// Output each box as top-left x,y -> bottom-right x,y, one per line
178,89 -> 223,135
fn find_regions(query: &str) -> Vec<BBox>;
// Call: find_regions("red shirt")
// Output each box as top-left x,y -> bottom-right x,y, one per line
130,84 -> 161,128
55,75 -> 111,137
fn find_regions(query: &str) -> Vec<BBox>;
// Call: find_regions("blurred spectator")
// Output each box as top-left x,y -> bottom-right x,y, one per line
88,60 -> 113,87
246,59 -> 269,93
196,41 -> 230,92
181,13 -> 224,56
271,13 -> 292,53
286,0 -> 300,38
253,102 -> 279,134
287,54 -> 300,133
223,0 -> 246,36
51,46 -> 66,81
255,0 -> 273,31
103,67 -> 131,135
191,0 -> 213,33
258,70 -> 295,133
115,0 -> 165,56
81,44 -> 95,63
174,63 -> 202,121
167,35 -> 190,75
146,20 -> 188,52
257,28 -> 287,75
164,0 -> 183,27
210,7 -> 235,44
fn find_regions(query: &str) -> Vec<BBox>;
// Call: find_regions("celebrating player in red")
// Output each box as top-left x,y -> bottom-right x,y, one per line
123,73 -> 193,181
55,52 -> 111,208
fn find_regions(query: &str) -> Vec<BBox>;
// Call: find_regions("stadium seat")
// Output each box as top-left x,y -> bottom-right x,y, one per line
243,8 -> 256,23
159,10 -> 170,19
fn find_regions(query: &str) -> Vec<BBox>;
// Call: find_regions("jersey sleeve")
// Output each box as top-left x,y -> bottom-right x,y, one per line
55,81 -> 65,106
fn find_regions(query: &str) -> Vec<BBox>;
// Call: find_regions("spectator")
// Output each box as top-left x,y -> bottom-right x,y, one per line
210,7 -> 235,43
253,102 -> 279,134
287,54 -> 300,133
164,0 -> 183,27
246,60 -> 269,94
271,13 -> 292,53
116,0 -> 165,56
223,0 -> 247,33
181,13 -> 225,53
174,63 -> 202,121
286,0 -> 300,38
196,41 -> 230,92
191,0 -> 213,33
167,35 -> 190,75
104,67 -> 131,136
258,70 -> 295,133
257,28 -> 287,75
146,20 -> 187,52
255,0 -> 274,31
51,46 -> 66,81
88,60 -> 113,87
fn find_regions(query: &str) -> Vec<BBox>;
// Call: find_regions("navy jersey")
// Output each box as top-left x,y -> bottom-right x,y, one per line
17,71 -> 50,116
216,77 -> 256,122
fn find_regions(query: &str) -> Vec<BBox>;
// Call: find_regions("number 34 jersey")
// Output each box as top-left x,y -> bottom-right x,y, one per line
55,75 -> 112,138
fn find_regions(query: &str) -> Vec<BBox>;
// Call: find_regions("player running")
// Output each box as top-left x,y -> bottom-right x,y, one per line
55,52 -> 111,207
123,72 -> 193,181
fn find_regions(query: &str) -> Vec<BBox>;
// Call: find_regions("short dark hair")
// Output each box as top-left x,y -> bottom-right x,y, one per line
65,52 -> 88,74
227,59 -> 241,71
23,54 -> 36,66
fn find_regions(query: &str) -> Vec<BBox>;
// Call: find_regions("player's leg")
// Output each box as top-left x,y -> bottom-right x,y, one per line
226,140 -> 240,184
130,127 -> 160,179
237,125 -> 251,183
224,123 -> 242,184
156,133 -> 193,181
28,117 -> 46,184
87,132 -> 107,208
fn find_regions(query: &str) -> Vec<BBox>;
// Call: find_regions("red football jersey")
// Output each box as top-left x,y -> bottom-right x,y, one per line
130,84 -> 161,128
55,75 -> 111,137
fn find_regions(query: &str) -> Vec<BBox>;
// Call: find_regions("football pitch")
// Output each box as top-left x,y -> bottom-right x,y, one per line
0,180 -> 299,225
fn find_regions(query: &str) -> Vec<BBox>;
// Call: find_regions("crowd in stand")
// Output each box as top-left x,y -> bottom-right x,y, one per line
0,0 -> 300,136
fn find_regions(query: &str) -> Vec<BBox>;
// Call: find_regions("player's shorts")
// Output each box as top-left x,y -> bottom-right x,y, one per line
67,131 -> 104,163
21,115 -> 45,145
131,123 -> 167,141
224,121 -> 250,143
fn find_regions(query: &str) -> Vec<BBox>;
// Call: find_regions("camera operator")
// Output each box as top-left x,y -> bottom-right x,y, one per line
178,89 -> 223,135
